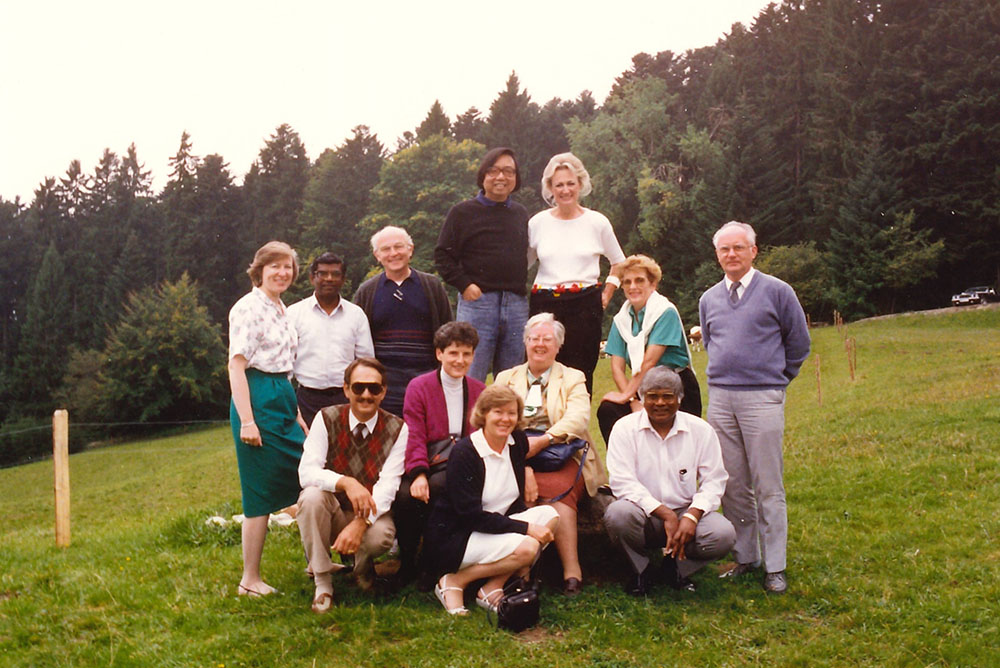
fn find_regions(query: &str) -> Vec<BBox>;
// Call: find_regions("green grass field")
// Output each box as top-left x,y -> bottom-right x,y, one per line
2,307 -> 998,667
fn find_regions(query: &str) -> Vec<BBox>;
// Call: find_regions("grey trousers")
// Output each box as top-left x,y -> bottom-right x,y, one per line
707,386 -> 788,572
604,499 -> 736,579
297,486 -> 395,579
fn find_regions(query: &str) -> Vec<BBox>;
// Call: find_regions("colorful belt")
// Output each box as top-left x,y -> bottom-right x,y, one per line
531,283 -> 601,297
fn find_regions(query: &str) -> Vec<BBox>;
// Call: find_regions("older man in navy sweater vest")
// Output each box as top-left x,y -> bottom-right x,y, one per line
698,221 -> 810,594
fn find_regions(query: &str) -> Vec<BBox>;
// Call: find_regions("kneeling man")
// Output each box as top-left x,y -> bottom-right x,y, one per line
604,367 -> 735,595
298,357 -> 408,612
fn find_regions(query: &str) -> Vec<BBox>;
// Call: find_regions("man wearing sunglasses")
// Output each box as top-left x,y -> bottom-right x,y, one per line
297,357 -> 408,612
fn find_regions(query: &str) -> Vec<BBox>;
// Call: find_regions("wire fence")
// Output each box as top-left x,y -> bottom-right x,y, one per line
0,416 -> 231,469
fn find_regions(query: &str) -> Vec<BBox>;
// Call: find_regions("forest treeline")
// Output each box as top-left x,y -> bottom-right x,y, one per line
1,0 -> 997,464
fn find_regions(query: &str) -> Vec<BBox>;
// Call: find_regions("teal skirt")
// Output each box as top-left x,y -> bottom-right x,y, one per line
230,368 -> 305,517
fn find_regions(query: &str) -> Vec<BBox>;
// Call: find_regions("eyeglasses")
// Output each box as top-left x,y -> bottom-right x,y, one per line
485,167 -> 516,178
350,382 -> 385,396
376,242 -> 410,254
527,335 -> 556,344
716,244 -> 751,255
644,391 -> 677,403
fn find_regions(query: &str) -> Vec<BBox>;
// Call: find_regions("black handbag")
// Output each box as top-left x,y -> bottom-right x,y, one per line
524,429 -> 587,473
495,576 -> 539,632
425,436 -> 456,499
423,375 -> 471,498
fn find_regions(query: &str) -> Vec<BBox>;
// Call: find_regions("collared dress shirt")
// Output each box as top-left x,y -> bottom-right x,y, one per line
724,266 -> 757,301
606,410 -> 728,516
286,295 -> 374,389
298,410 -> 408,523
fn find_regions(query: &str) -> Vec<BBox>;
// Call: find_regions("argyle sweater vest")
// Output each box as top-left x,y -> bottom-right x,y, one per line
320,405 -> 403,491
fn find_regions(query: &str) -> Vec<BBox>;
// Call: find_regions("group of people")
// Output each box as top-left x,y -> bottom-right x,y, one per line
227,146 -> 811,619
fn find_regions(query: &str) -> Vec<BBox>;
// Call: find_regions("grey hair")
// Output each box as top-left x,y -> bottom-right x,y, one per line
370,225 -> 414,252
540,152 -> 593,206
523,312 -> 566,348
712,221 -> 757,248
639,367 -> 685,401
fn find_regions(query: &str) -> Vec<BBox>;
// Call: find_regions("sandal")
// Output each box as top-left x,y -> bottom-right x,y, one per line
238,583 -> 276,597
310,591 -> 333,614
476,587 -> 503,613
434,575 -> 469,616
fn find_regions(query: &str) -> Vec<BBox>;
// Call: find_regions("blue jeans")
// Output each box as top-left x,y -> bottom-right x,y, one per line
457,290 -> 528,382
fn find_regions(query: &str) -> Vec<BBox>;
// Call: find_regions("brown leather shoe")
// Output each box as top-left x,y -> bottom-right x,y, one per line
563,577 -> 583,597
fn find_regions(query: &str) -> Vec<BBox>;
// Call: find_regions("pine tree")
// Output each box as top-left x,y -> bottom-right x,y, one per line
100,273 -> 227,422
10,243 -> 70,416
452,107 -> 486,143
415,100 -> 452,141
242,123 -> 309,255
298,126 -> 386,290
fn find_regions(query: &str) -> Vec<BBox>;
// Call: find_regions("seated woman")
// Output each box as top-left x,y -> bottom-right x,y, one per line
493,313 -> 607,596
423,385 -> 559,615
597,254 -> 701,445
394,321 -> 485,587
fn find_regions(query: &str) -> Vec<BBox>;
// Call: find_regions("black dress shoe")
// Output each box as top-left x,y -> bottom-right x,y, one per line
763,571 -> 788,594
563,577 -> 583,597
660,555 -> 679,587
673,576 -> 697,593
624,567 -> 654,597
415,570 -> 436,593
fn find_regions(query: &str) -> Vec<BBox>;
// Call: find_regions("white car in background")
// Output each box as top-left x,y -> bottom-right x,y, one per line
951,286 -> 996,306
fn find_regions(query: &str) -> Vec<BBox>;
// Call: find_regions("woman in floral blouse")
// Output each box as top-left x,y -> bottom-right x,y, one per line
228,241 -> 309,596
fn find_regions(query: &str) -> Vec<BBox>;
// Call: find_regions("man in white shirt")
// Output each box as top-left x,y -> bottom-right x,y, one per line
287,252 -> 374,426
297,357 -> 408,613
604,367 -> 735,596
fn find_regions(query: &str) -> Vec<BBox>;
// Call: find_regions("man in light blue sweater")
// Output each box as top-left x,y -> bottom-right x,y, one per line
699,221 -> 810,594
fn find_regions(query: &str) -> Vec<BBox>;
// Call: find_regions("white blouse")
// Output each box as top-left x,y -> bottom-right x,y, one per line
228,286 -> 297,373
528,207 -> 626,288
469,430 -> 519,514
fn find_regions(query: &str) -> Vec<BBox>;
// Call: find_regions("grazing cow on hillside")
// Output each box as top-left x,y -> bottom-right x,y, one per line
689,325 -> 703,352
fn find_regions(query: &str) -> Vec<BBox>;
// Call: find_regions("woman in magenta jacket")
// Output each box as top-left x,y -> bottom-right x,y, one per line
393,321 -> 485,587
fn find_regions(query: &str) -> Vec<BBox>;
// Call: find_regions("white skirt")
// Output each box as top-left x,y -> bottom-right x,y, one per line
460,505 -> 559,569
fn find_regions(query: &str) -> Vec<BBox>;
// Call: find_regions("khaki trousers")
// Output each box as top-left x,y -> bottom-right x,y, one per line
297,485 -> 395,579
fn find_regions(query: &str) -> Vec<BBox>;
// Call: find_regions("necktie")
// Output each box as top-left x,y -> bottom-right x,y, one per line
353,423 -> 368,441
729,280 -> 741,305
524,379 -> 543,418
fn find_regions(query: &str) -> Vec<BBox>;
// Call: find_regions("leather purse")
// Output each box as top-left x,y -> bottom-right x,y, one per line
495,576 -> 539,633
425,436 -> 456,498
524,429 -> 586,473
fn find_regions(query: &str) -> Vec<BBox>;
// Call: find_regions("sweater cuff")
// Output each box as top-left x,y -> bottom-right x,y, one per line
407,465 -> 430,479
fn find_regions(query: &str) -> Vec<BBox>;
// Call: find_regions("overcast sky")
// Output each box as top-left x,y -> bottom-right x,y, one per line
0,0 -> 773,202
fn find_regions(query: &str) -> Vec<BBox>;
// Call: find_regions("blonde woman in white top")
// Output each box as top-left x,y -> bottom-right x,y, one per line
527,152 -> 626,393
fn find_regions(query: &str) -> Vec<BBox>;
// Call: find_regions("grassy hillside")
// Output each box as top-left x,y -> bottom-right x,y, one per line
1,308 -> 997,666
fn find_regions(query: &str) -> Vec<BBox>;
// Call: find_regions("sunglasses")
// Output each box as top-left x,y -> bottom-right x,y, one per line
349,382 -> 385,396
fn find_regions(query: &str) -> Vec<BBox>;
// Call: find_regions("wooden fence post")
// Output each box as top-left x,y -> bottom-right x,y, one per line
53,409 -> 70,547
814,354 -> 822,406
846,337 -> 857,381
